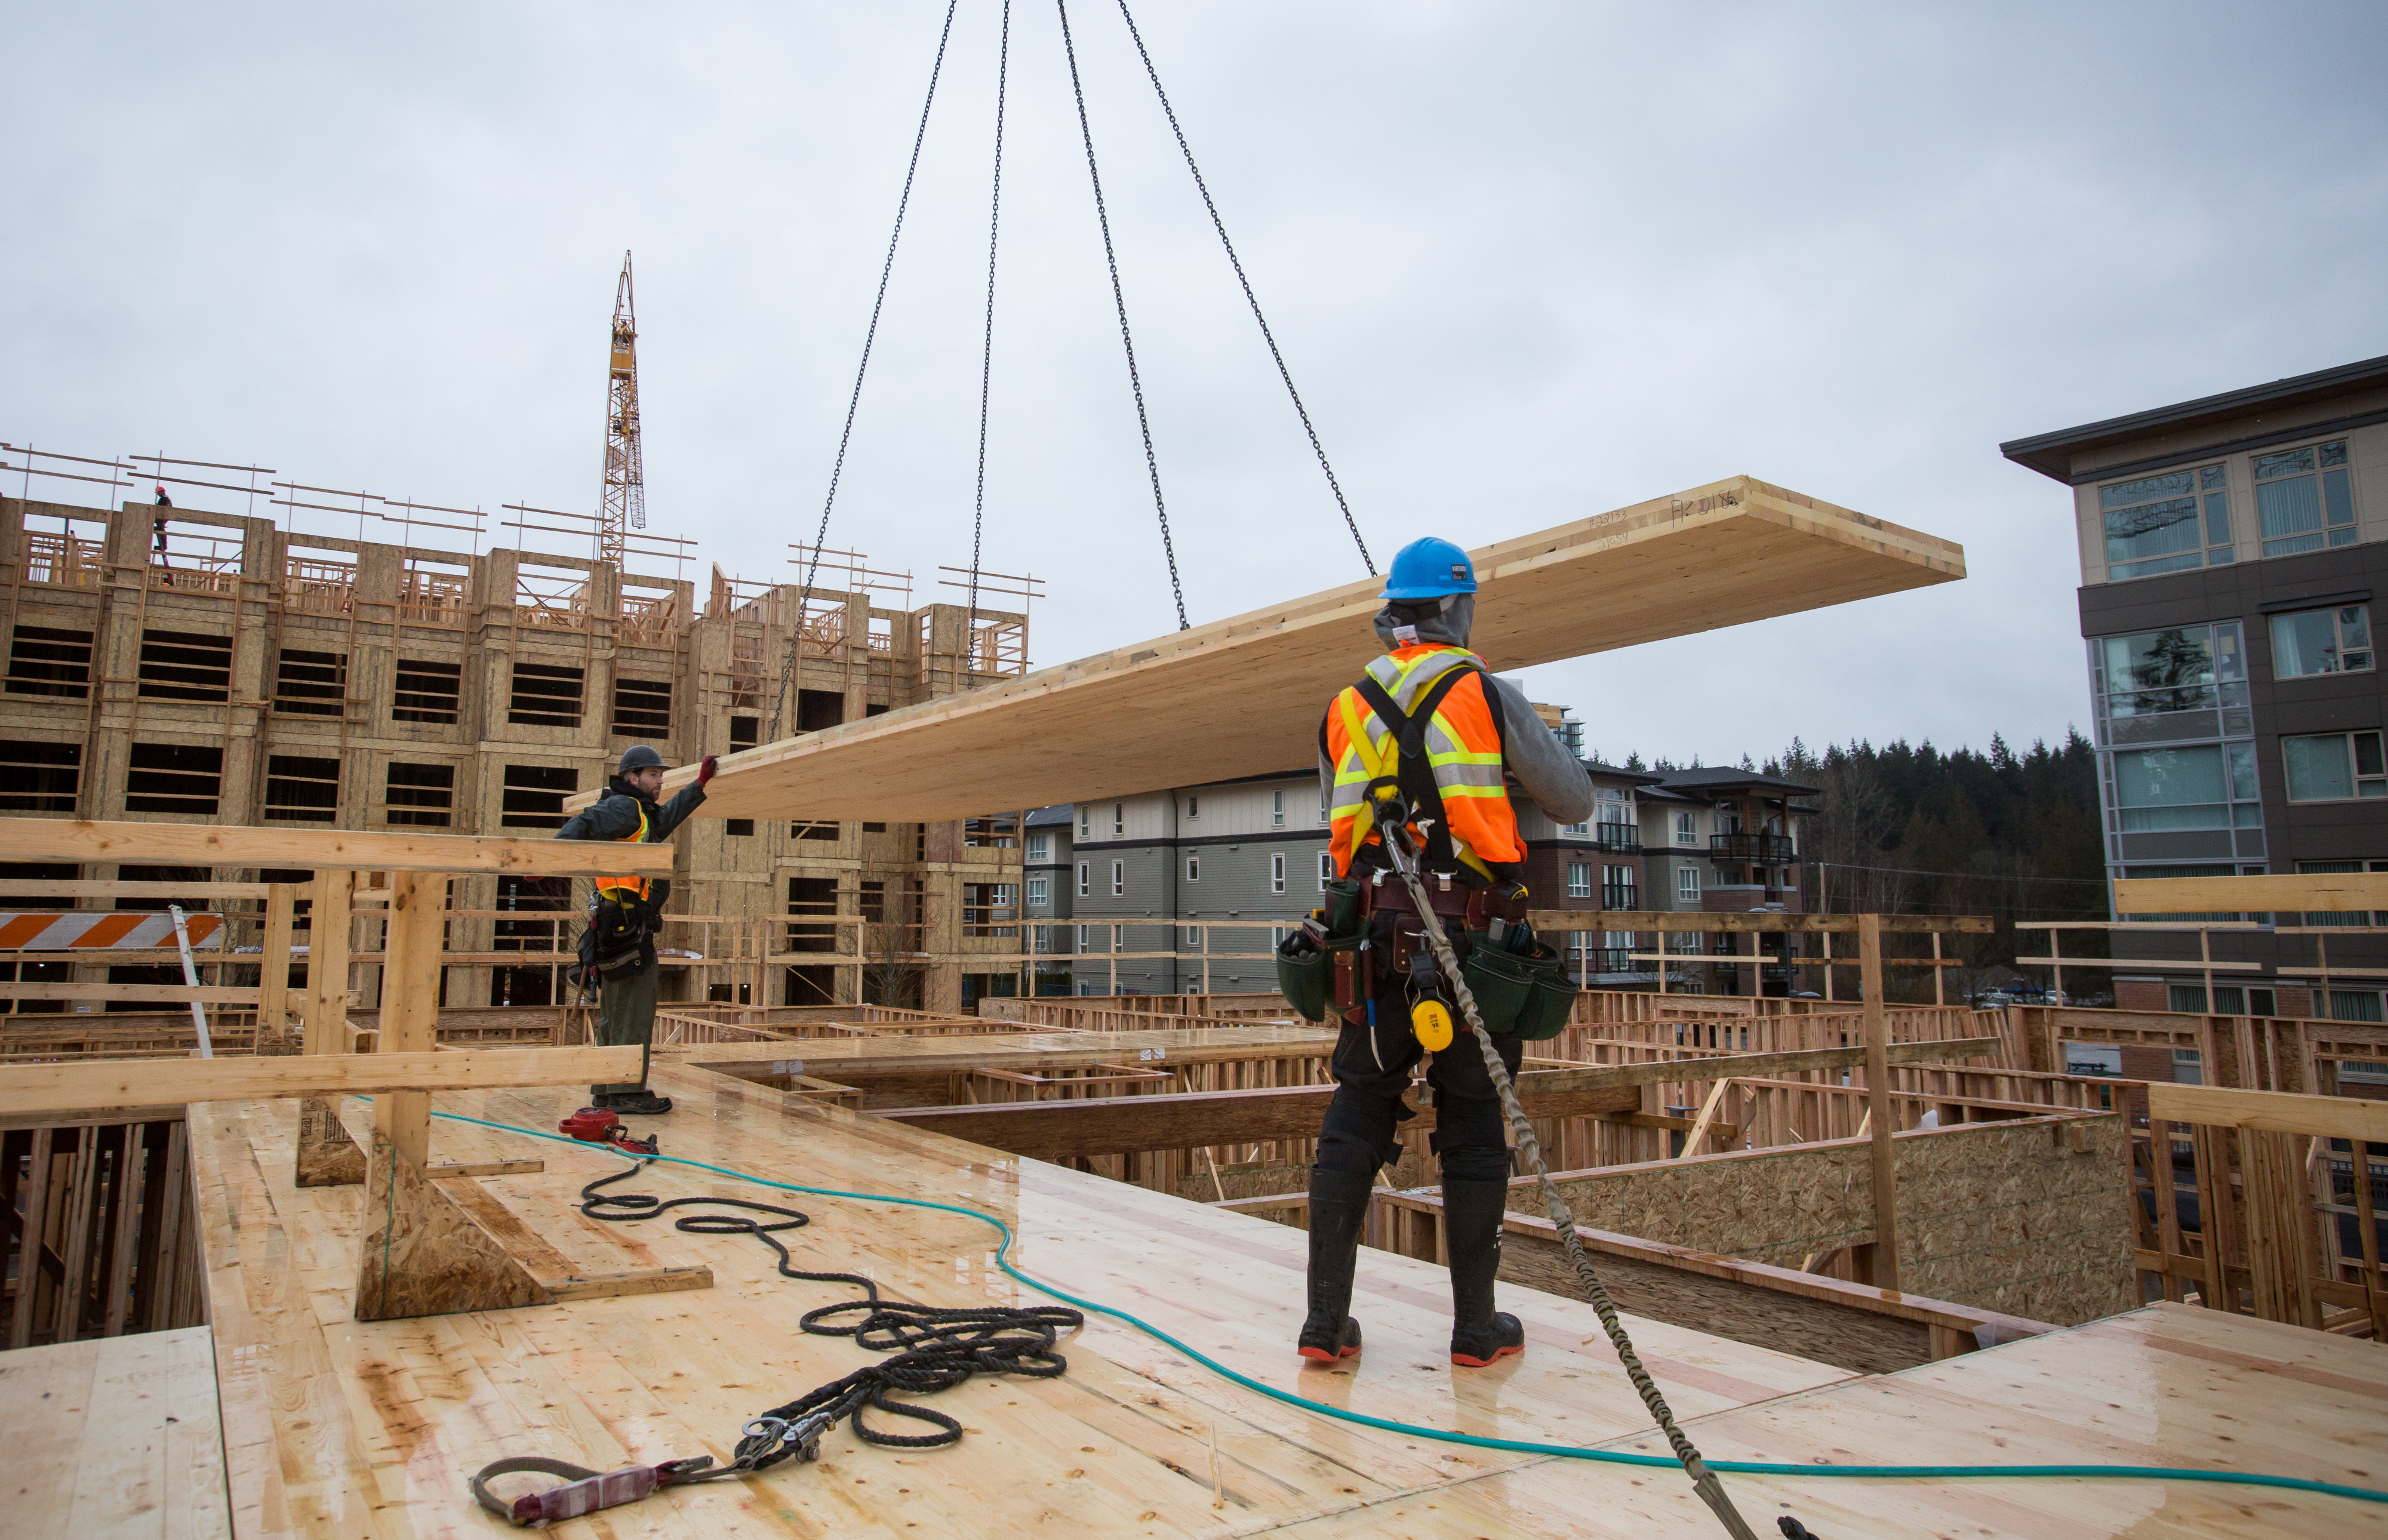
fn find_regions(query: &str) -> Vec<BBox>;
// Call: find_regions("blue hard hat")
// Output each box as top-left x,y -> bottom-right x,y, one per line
1381,537 -> 1478,600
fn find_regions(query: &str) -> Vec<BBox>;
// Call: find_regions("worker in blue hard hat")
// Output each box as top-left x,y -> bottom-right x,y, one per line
1297,535 -> 1593,1369
556,744 -> 716,1115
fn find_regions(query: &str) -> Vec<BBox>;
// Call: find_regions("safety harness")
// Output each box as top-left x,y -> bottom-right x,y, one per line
1331,661 -> 1511,884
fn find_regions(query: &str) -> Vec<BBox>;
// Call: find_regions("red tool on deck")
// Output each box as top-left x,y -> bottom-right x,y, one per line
559,1106 -> 658,1156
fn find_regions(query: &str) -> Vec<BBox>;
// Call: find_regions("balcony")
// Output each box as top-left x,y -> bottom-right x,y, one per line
1710,832 -> 1798,863
1599,883 -> 1639,911
1580,946 -> 1636,974
1593,823 -> 1641,854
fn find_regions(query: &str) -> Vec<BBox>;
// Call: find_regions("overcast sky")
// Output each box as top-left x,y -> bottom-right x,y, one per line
7,2 -> 2385,768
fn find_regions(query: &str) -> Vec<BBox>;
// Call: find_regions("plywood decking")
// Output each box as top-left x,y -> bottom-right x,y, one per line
2,1326 -> 232,1539
182,1050 -> 2388,1538
606,477 -> 1966,823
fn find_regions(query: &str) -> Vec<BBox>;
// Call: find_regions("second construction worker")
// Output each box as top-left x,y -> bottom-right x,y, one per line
1300,536 -> 1592,1368
557,744 -> 715,1115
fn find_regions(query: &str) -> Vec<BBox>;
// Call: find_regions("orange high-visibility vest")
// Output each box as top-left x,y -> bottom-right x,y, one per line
1324,644 -> 1522,882
593,802 -> 653,904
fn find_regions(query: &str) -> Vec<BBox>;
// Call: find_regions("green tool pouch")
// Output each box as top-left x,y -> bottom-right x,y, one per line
1320,879 -> 1366,942
1460,933 -> 1578,1041
1275,928 -> 1362,1023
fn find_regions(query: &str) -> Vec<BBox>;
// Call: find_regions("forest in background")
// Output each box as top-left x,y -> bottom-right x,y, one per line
1606,732 -> 2110,998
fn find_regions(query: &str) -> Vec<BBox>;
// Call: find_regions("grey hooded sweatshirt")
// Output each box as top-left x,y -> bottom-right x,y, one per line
1315,594 -> 1595,830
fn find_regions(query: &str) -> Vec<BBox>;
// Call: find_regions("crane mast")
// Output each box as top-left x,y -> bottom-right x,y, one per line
597,250 -> 645,567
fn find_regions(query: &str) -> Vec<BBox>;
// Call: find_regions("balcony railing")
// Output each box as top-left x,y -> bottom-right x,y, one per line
1593,823 -> 1641,853
1578,946 -> 1635,973
1710,833 -> 1798,863
1599,883 -> 1639,910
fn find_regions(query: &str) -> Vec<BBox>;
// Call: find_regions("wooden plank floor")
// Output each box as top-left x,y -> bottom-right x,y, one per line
186,1049 -> 2388,1538
1,1326 -> 233,1539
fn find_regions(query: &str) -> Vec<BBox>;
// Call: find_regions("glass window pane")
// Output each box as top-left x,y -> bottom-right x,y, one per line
2320,440 -> 2349,468
2102,470 -> 2197,509
2113,746 -> 2229,829
2359,732 -> 2386,779
2199,464 -> 2227,490
2214,623 -> 2244,680
2105,498 -> 2202,567
2345,606 -> 2374,651
2202,491 -> 2232,545
2228,741 -> 2257,800
2254,446 -> 2316,481
2322,468 -> 2354,526
2257,475 -> 2323,540
2270,609 -> 2341,677
2206,545 -> 2234,566
2284,735 -> 2354,800
2101,628 -> 2217,712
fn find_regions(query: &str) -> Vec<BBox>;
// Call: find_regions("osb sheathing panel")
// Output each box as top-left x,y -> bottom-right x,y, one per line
1540,1115 -> 2135,1326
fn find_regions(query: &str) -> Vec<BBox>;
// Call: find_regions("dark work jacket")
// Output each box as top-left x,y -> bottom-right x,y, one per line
557,777 -> 707,971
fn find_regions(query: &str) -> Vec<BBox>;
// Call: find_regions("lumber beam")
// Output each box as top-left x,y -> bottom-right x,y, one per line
2147,1082 -> 2388,1142
2115,871 -> 2388,914
1513,1036 -> 2002,1097
581,477 -> 1965,823
0,1046 -> 641,1116
0,818 -> 674,877
0,984 -> 257,1003
879,1073 -> 1645,1160
1538,911 -> 1995,935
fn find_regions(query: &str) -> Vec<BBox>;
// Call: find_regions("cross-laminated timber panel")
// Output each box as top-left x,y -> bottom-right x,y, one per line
575,476 -> 1965,824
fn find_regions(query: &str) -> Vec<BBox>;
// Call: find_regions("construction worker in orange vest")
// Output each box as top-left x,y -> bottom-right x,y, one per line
556,744 -> 715,1115
1298,537 -> 1592,1369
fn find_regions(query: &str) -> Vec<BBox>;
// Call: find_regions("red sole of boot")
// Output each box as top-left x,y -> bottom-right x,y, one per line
1449,1344 -> 1523,1367
1297,1345 -> 1361,1362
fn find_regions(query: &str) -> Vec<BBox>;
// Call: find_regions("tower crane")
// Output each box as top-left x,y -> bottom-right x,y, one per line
596,251 -> 646,568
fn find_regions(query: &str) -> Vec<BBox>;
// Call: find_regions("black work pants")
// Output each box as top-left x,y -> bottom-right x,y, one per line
1313,967 -> 1523,1185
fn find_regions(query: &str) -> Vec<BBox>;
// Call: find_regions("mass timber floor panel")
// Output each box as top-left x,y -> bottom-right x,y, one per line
190,1055 -> 1848,1538
1,1326 -> 233,1539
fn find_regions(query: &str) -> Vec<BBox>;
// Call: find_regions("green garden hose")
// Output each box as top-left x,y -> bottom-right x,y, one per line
427,1107 -> 2388,1512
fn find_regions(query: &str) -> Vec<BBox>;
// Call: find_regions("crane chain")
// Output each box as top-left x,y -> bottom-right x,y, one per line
1055,0 -> 1189,632
967,0 -> 1012,634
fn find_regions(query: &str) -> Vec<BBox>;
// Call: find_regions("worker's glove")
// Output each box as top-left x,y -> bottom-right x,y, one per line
697,754 -> 718,786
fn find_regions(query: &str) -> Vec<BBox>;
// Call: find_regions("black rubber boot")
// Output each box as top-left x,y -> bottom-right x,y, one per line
1444,1178 -> 1524,1367
1296,1165 -> 1373,1362
611,1089 -> 673,1116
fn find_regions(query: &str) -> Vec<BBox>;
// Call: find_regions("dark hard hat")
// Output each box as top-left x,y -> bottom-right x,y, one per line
618,746 -> 667,775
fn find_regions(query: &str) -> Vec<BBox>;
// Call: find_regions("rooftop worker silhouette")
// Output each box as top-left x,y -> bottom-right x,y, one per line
556,744 -> 715,1114
1300,536 -> 1592,1369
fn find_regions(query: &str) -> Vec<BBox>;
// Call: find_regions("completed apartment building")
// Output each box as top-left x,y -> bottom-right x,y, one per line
2003,353 -> 2388,1019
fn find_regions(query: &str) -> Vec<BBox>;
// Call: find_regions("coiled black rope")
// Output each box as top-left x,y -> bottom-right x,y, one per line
577,1165 -> 1082,1452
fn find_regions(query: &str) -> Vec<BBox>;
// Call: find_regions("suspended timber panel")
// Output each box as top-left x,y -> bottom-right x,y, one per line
589,476 -> 1965,823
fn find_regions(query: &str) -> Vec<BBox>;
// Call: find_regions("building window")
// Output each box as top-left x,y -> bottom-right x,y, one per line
7,625 -> 93,698
384,761 -> 454,827
611,677 -> 673,737
1562,819 -> 1590,837
2254,439 -> 2355,558
2096,624 -> 2243,723
2271,604 -> 2372,678
1110,861 -> 1124,897
1027,833 -> 1050,863
0,741 -> 79,812
1319,790 -> 1330,823
2331,990 -> 2387,1024
1182,925 -> 1202,950
1026,875 -> 1048,907
1318,851 -> 1334,889
1270,852 -> 1286,893
507,663 -> 585,728
1186,794 -> 1199,819
499,764 -> 576,828
1674,812 -> 1698,846
2101,463 -> 2231,578
1075,923 -> 1091,951
1271,790 -> 1285,828
1676,866 -> 1701,902
2283,731 -> 2386,802
1567,861 -> 1592,898
725,819 -> 755,837
126,742 -> 222,814
1112,802 -> 1124,836
264,756 -> 340,823
2111,744 -> 2262,830
1076,861 -> 1090,897
1186,854 -> 1200,883
137,629 -> 232,702
394,657 -> 462,724
273,648 -> 347,716
858,880 -> 886,923
1604,863 -> 1638,908
1079,806 -> 1090,837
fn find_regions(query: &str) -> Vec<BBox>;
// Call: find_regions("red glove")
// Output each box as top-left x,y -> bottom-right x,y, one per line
697,754 -> 718,786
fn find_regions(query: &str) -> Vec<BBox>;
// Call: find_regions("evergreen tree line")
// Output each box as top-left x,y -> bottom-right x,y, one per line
1605,731 -> 2110,989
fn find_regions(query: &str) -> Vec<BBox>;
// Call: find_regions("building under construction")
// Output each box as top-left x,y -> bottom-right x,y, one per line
0,486 -> 1035,1016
